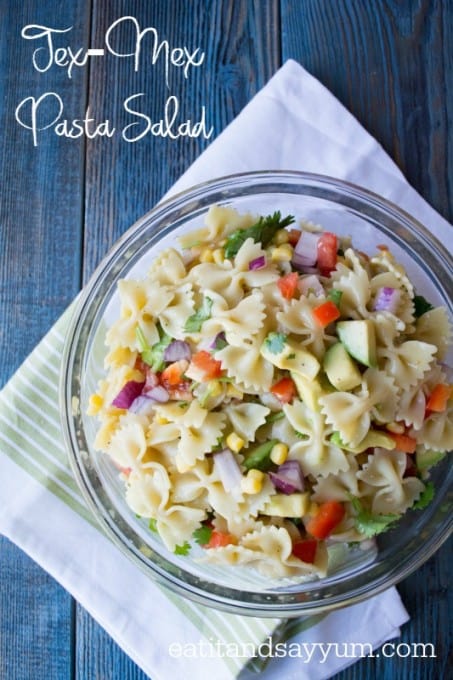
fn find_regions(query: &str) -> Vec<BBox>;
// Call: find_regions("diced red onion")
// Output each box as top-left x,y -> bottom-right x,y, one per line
269,460 -> 304,494
373,287 -> 401,314
144,385 -> 170,402
112,380 -> 144,408
298,274 -> 324,297
129,395 -> 156,416
163,340 -> 192,362
249,255 -> 266,271
291,252 -> 320,274
213,449 -> 243,491
293,231 -> 321,267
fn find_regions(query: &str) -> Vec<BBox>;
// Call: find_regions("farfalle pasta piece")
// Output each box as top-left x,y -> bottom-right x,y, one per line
201,525 -> 328,578
215,334 -> 275,391
331,248 -> 371,318
106,278 -> 174,350
203,290 -> 267,345
358,450 -> 425,515
148,247 -> 188,285
277,297 -> 330,359
413,307 -> 452,360
178,205 -> 256,249
312,454 -> 363,502
413,402 -> 453,452
283,400 -> 350,477
223,402 -> 270,444
159,282 -> 195,340
370,248 -> 414,296
378,340 -> 437,389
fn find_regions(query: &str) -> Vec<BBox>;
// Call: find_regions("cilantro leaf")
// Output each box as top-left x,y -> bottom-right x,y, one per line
135,324 -> 171,372
224,212 -> 295,258
174,541 -> 191,556
184,296 -> 213,333
412,481 -> 435,510
413,295 -> 434,318
192,525 -> 213,546
328,289 -> 343,306
263,332 -> 287,354
349,495 -> 399,538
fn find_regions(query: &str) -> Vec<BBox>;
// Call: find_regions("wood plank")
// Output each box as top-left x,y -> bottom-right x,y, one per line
82,0 -> 280,279
0,1 -> 90,678
280,0 -> 453,222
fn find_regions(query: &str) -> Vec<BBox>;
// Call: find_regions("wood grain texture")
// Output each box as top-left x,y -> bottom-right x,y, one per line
0,2 -> 89,679
280,0 -> 453,223
1,1 -> 452,679
82,0 -> 280,280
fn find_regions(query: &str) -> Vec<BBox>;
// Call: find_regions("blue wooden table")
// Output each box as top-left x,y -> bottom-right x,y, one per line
1,1 -> 451,678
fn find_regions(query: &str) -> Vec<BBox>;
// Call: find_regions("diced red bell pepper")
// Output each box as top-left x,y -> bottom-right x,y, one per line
277,272 -> 299,300
317,232 -> 338,275
287,228 -> 302,246
160,359 -> 189,387
292,539 -> 318,564
426,384 -> 451,413
312,300 -> 340,327
189,350 -> 223,381
390,432 -> 417,454
270,376 -> 297,403
306,501 -> 345,539
205,530 -> 235,549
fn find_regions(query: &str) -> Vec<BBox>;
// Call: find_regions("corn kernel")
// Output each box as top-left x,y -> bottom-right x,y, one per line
155,415 -> 169,425
87,393 -> 103,415
226,432 -> 245,453
270,442 -> 288,465
212,248 -> 225,264
308,501 -> 319,517
241,469 -> 264,494
226,383 -> 243,400
271,244 -> 293,262
273,228 -> 289,245
248,469 -> 264,482
199,248 -> 214,263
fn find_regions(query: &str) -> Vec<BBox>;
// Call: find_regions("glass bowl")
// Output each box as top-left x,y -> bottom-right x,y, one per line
61,171 -> 452,617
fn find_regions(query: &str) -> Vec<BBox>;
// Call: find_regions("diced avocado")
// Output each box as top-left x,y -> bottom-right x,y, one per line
415,448 -> 446,471
330,430 -> 395,454
291,373 -> 330,412
336,320 -> 377,367
262,492 -> 310,517
261,335 -> 320,380
323,342 -> 362,391
243,439 -> 278,471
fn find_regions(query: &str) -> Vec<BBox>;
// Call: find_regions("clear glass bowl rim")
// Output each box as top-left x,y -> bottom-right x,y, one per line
60,170 -> 453,617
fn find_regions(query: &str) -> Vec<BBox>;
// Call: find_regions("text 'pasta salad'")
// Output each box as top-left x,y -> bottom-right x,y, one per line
88,206 -> 452,579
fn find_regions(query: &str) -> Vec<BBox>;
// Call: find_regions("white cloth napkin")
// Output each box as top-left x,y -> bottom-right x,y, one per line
4,57 -> 450,680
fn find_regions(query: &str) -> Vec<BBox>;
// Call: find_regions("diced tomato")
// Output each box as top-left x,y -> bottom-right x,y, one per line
390,432 -> 417,454
189,350 -> 223,381
306,501 -> 345,539
205,530 -> 236,549
292,539 -> 318,564
270,376 -> 297,404
317,232 -> 338,275
312,300 -> 340,327
160,359 -> 189,387
426,384 -> 452,413
277,272 -> 299,300
287,228 -> 302,246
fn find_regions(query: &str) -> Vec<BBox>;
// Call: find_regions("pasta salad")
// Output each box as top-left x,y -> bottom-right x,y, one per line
88,206 -> 452,579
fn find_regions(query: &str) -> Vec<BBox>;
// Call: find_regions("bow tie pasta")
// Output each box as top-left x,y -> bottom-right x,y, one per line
88,205 -> 452,580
